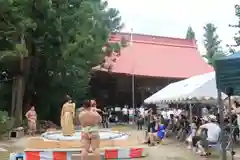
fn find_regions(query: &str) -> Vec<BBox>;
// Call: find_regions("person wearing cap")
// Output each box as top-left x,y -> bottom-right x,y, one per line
194,115 -> 220,156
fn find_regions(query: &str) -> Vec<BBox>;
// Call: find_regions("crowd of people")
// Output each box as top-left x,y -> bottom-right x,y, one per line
103,103 -> 240,157
142,104 -> 240,157
24,96 -> 240,159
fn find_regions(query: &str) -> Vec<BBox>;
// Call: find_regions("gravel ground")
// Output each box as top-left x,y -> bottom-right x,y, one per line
1,125 -> 240,160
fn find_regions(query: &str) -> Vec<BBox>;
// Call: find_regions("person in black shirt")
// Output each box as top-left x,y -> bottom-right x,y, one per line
144,108 -> 155,138
176,115 -> 189,141
182,116 -> 190,140
232,114 -> 239,142
137,112 -> 144,130
176,115 -> 184,140
147,109 -> 155,132
166,114 -> 174,137
101,107 -> 109,128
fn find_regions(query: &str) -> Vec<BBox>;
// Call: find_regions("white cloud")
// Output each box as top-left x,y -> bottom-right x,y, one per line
107,0 -> 240,54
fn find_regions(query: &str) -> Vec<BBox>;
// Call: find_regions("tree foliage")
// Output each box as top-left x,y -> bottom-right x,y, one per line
202,23 -> 225,67
203,23 -> 221,59
233,5 -> 240,47
186,26 -> 196,40
0,0 -> 123,124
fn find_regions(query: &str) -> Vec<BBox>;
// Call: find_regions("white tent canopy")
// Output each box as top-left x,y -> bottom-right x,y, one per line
144,80 -> 186,104
144,72 -> 227,104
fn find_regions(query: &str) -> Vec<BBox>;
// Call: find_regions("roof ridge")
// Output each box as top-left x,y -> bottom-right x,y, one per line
110,39 -> 197,48
112,32 -> 194,42
133,40 -> 197,48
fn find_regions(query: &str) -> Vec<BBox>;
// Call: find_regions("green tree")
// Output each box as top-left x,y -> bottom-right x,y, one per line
0,0 -> 123,124
186,26 -> 196,40
0,0 -> 39,124
202,23 -> 225,67
120,36 -> 128,47
233,5 -> 240,46
205,51 -> 226,68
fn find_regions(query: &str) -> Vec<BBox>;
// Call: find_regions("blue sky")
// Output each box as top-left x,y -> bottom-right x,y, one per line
107,0 -> 240,54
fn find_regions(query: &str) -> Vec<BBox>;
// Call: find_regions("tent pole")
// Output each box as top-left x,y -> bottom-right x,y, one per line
130,28 -> 135,110
218,90 -> 227,160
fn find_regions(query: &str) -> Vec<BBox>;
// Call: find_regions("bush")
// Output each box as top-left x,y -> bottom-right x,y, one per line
0,110 -> 14,138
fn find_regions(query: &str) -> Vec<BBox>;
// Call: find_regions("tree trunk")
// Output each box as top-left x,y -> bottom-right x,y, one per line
14,56 -> 25,126
14,33 -> 27,126
11,79 -> 17,117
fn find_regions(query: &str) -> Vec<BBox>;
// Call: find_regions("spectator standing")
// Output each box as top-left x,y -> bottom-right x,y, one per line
122,105 -> 129,124
129,108 -> 135,124
139,106 -> 145,117
101,107 -> 109,128
161,109 -> 168,120
137,113 -> 144,130
202,106 -> 209,117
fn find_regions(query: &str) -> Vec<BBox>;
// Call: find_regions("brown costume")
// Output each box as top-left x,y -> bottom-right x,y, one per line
61,102 -> 75,136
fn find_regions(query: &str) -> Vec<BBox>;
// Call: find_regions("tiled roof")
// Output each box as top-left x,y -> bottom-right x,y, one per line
92,32 -> 213,78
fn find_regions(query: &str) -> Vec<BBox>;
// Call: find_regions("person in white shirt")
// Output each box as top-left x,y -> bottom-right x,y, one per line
144,109 -> 148,116
167,109 -> 174,120
161,109 -> 168,120
195,115 -> 220,156
139,106 -> 145,116
122,106 -> 129,123
173,108 -> 177,116
202,107 -> 209,117
129,108 -> 134,124
176,109 -> 182,117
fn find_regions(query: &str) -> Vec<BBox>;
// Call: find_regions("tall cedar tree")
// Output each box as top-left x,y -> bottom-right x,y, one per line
0,0 -> 123,124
